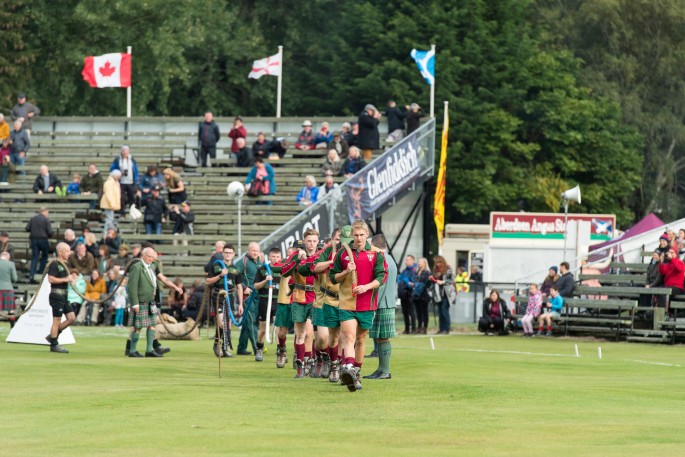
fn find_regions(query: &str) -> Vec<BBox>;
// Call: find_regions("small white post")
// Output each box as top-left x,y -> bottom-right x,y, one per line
597,346 -> 602,359
276,45 -> 283,118
126,46 -> 132,119
574,344 -> 579,358
430,337 -> 435,350
430,44 -> 436,118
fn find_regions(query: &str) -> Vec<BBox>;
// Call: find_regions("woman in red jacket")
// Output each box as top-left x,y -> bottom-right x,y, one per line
657,249 -> 685,294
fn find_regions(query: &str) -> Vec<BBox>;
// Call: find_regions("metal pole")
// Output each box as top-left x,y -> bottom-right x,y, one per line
276,45 -> 283,118
430,44 -> 436,118
126,46 -> 132,119
238,197 -> 242,257
563,199 -> 569,263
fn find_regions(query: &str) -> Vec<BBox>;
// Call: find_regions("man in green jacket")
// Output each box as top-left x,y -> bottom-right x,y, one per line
127,247 -> 165,358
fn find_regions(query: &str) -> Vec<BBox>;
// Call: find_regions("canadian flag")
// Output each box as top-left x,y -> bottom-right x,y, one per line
82,53 -> 132,88
248,53 -> 281,79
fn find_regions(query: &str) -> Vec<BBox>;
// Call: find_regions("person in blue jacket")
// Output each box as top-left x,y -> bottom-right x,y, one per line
296,175 -> 319,206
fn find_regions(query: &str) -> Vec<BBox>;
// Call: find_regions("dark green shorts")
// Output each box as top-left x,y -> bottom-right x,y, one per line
312,306 -> 325,327
338,309 -> 374,330
291,303 -> 313,324
370,307 -> 396,339
274,303 -> 292,328
322,304 -> 340,328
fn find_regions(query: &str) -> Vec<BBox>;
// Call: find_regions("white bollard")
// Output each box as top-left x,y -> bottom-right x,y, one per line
575,344 -> 579,358
430,338 -> 435,350
598,347 -> 602,359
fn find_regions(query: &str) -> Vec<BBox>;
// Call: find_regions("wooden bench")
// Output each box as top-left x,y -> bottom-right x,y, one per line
578,273 -> 647,285
609,262 -> 649,273
562,298 -> 638,341
657,301 -> 685,344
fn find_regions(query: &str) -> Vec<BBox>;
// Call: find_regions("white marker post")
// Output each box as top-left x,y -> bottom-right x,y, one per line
598,347 -> 602,359
575,344 -> 579,358
430,337 -> 435,350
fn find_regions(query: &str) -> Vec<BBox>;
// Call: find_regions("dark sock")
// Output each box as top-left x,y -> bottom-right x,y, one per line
257,342 -> 264,350
278,336 -> 286,347
153,338 -> 161,349
304,351 -> 311,360
547,326 -> 552,331
345,356 -> 355,366
50,336 -> 58,348
353,360 -> 362,369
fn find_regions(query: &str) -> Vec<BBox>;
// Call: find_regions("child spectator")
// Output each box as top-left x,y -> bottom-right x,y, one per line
67,173 -> 81,195
67,268 -> 87,322
537,286 -> 563,336
520,283 -> 542,337
168,277 -> 187,322
113,277 -> 128,328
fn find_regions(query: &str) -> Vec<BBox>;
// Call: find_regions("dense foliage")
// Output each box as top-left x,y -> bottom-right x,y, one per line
3,0 -> 683,226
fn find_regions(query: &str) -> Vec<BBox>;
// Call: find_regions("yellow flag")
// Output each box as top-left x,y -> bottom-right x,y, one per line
433,105 -> 448,246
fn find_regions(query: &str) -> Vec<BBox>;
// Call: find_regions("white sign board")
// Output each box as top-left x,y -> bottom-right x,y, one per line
6,276 -> 76,345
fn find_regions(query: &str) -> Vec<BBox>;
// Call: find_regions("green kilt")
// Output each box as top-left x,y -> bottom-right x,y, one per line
369,308 -> 396,339
312,306 -> 325,327
132,304 -> 157,329
274,303 -> 292,328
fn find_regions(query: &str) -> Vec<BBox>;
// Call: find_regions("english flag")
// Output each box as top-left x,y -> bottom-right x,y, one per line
82,53 -> 132,88
248,53 -> 281,79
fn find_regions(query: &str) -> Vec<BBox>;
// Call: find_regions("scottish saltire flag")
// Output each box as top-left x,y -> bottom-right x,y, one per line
410,48 -> 435,85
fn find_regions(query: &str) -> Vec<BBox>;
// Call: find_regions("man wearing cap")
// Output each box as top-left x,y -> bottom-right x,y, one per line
329,219 -> 387,392
198,111 -> 221,168
357,104 -> 381,161
25,207 -> 53,283
11,93 -> 40,137
330,131 -> 349,159
295,120 -> 315,151
110,146 -> 139,216
228,116 -> 247,154
9,119 -> 30,172
170,200 -> 194,246
142,186 -> 167,237
45,243 -> 77,353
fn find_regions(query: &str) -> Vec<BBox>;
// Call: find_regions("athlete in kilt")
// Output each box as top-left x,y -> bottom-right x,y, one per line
365,234 -> 397,380
127,248 -> 181,358
330,220 -> 387,392
206,243 -> 243,358
289,229 -> 319,378
46,243 -> 78,353
271,246 -> 298,368
306,227 -> 342,380
253,247 -> 282,362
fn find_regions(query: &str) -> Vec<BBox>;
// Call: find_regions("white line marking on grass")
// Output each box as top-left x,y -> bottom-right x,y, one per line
393,345 -> 577,358
625,359 -> 682,367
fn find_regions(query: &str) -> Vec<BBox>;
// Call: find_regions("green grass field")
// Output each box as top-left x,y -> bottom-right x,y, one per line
2,325 -> 684,457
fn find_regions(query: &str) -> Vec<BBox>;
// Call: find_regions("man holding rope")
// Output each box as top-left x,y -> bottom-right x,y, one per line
271,246 -> 298,368
206,243 -> 243,358
253,247 -> 282,362
312,227 -> 343,382
330,220 -> 387,392
46,242 -> 78,353
289,230 -> 319,378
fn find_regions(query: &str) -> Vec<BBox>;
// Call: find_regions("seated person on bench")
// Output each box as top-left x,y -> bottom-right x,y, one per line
537,286 -> 562,337
478,289 -> 511,335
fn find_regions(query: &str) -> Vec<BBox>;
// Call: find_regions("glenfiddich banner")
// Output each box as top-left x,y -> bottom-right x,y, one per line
490,212 -> 616,241
346,136 -> 421,222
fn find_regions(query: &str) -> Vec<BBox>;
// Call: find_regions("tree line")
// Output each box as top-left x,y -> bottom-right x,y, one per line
2,0 -> 684,227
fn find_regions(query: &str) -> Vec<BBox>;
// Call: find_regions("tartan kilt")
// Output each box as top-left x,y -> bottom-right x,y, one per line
0,289 -> 15,311
369,308 -> 396,339
132,304 -> 157,329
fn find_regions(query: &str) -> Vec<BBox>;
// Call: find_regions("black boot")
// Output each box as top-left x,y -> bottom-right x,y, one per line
125,339 -> 131,357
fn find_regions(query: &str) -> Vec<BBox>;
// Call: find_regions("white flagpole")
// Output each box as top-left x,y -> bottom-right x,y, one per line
430,44 -> 436,118
126,46 -> 132,119
276,45 -> 283,118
